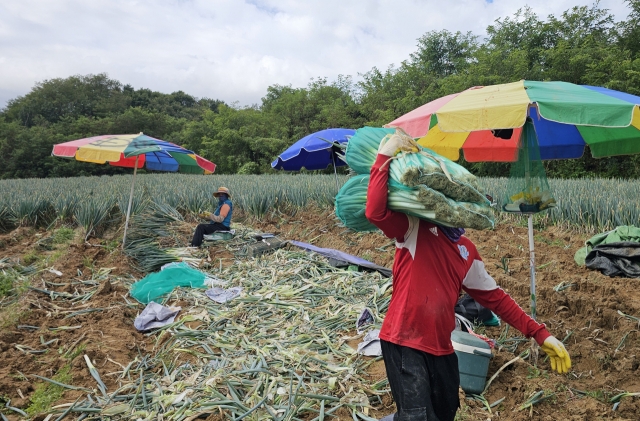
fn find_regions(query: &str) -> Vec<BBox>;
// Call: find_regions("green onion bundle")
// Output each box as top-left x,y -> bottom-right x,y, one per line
390,153 -> 486,204
344,127 -> 395,174
334,175 -> 378,232
339,127 -> 494,231
335,174 -> 438,231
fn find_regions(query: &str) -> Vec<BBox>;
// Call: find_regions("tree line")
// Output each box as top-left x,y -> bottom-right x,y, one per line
1,1 -> 639,179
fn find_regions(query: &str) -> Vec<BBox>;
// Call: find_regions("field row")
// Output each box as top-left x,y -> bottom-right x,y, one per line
0,174 -> 637,234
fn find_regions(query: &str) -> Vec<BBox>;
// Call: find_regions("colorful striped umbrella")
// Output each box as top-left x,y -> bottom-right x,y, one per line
52,133 -> 215,174
386,80 -> 640,321
386,80 -> 640,162
52,133 -> 216,245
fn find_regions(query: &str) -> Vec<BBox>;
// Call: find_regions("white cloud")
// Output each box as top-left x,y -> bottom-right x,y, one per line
0,0 -> 631,108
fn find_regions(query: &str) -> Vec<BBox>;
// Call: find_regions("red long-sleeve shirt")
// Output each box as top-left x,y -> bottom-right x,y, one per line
365,154 -> 550,355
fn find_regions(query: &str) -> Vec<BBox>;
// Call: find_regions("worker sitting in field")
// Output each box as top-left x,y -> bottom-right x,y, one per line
190,187 -> 233,247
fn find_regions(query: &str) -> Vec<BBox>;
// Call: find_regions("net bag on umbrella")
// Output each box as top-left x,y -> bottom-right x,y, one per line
503,119 -> 556,214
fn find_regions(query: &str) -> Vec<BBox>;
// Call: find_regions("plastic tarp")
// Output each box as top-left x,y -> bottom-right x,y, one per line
574,226 -> 640,266
130,262 -> 207,304
356,329 -> 382,356
205,287 -> 243,303
288,240 -> 392,278
134,302 -> 181,331
586,242 -> 640,277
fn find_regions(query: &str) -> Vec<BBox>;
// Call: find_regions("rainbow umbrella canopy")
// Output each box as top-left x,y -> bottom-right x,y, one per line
386,80 -> 640,320
52,133 -> 215,174
52,133 -> 216,245
386,80 -> 640,163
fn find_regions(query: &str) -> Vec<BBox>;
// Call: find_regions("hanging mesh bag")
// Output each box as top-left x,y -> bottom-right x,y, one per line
503,118 -> 556,214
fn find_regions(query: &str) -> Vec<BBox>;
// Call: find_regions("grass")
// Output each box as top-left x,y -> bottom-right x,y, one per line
52,227 -> 75,244
26,365 -> 72,416
22,250 -> 41,266
45,247 -> 68,266
82,256 -> 94,269
454,400 -> 473,420
24,343 -> 86,417
103,239 -> 121,253
526,366 -> 548,379
0,269 -> 30,300
0,271 -> 17,297
534,234 -> 565,247
0,303 -> 30,330
565,387 -> 615,405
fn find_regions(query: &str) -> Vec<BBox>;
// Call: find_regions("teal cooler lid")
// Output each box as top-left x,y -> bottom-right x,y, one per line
451,331 -> 491,352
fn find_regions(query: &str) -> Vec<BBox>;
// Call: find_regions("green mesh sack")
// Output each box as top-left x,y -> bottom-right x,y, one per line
335,175 -> 378,232
503,119 -> 556,213
335,175 -> 436,232
389,148 -> 487,204
335,175 -> 494,232
346,127 -> 489,205
390,179 -> 494,230
130,262 -> 207,304
345,127 -> 395,174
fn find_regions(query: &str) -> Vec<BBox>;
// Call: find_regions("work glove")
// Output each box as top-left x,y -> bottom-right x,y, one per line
540,336 -> 571,374
378,133 -> 419,157
199,212 -> 212,219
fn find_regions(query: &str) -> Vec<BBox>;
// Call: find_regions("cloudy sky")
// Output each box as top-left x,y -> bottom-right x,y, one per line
0,0 -> 631,109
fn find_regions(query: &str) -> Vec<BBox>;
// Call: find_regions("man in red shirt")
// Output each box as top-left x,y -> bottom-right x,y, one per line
365,135 -> 571,421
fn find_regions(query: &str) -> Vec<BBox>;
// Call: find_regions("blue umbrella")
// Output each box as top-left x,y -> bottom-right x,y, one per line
271,128 -> 355,171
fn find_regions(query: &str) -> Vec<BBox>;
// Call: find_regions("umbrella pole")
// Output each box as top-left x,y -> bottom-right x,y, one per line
122,155 -> 139,248
528,213 -> 540,365
527,214 -> 536,320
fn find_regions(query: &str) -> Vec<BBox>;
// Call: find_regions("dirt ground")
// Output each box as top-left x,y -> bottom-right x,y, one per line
2,207 -> 640,420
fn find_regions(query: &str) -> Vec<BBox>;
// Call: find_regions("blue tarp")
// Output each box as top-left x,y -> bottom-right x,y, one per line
271,128 -> 355,171
289,240 -> 392,277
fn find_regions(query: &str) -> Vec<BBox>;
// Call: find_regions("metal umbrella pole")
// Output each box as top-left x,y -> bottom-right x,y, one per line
122,155 -> 139,248
523,144 -> 537,320
528,214 -> 537,320
331,150 -> 339,192
522,121 -> 539,363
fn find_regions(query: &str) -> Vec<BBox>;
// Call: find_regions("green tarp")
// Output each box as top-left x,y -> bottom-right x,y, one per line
574,226 -> 640,266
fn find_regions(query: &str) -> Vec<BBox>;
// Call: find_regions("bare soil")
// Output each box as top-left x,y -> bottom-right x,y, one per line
1,208 -> 640,420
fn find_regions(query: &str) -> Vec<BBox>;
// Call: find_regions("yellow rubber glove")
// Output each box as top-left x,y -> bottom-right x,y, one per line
540,336 -> 571,374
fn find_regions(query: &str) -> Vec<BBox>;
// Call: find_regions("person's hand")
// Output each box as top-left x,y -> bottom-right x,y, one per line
199,212 -> 212,219
378,133 -> 419,157
540,336 -> 571,374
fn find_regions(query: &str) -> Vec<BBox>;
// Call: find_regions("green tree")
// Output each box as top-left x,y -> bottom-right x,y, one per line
4,74 -> 128,127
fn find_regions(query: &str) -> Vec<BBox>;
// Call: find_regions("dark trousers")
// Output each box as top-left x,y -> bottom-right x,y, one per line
381,340 -> 460,421
190,223 -> 229,247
